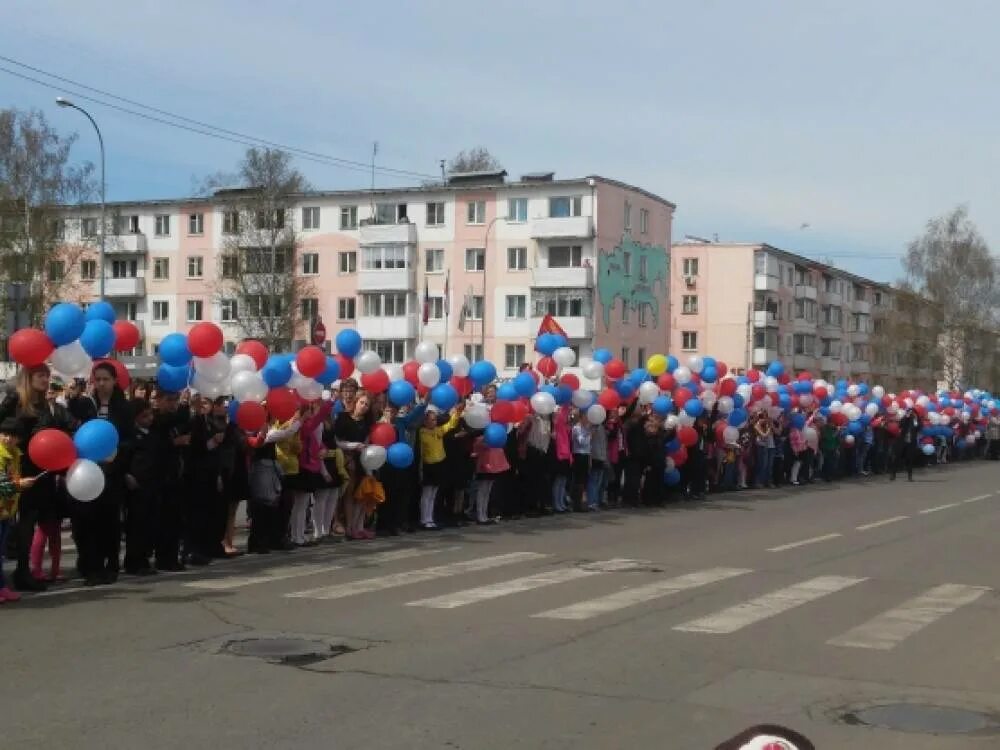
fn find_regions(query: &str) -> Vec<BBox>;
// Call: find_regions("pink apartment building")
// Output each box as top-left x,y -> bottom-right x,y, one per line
53,172 -> 674,376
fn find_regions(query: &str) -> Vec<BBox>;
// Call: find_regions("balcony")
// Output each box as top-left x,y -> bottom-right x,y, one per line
355,314 -> 419,340
794,284 -> 817,300
358,221 -> 418,245
793,317 -> 815,333
102,276 -> 145,297
820,356 -> 841,372
357,265 -> 416,292
530,315 -> 593,339
532,265 -> 594,288
754,274 -> 779,292
822,291 -> 842,306
818,320 -> 842,333
850,360 -> 870,373
530,215 -> 593,240
752,310 -> 777,327
752,347 -> 779,366
853,299 -> 872,315
792,353 -> 816,370
106,233 -> 148,254
850,329 -> 870,344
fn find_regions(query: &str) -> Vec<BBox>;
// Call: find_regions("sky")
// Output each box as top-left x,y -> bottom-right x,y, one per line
3,1 -> 999,284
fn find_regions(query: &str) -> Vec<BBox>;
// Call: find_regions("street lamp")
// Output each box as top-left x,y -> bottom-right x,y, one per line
56,96 -> 106,300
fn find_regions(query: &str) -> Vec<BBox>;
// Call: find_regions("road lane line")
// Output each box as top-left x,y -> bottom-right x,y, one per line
919,502 -> 960,514
285,551 -> 546,600
964,493 -> 993,504
533,567 -> 752,621
673,575 -> 866,634
767,533 -> 842,552
856,515 -> 909,531
828,583 -> 990,650
406,559 -> 644,609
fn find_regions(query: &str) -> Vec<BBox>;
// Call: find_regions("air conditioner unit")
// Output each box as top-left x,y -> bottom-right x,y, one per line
683,275 -> 696,287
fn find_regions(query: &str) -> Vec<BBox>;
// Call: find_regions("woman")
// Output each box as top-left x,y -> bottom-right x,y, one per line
569,410 -> 592,511
335,390 -> 373,539
128,378 -> 150,401
314,413 -> 349,541
550,403 -> 573,513
289,398 -> 334,546
752,411 -> 774,488
246,414 -> 301,554
517,408 -> 552,516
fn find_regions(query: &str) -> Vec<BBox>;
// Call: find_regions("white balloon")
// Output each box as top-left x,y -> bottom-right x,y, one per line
687,355 -> 704,374
700,390 -> 717,407
664,414 -> 679,430
677,412 -> 695,426
50,340 -> 91,377
674,365 -> 692,385
847,384 -> 860,397
803,426 -> 818,443
360,444 -> 387,471
736,383 -> 752,402
552,346 -> 576,368
869,384 -> 884,399
194,352 -> 231,383
414,340 -> 439,364
417,362 -> 441,388
572,389 -> 594,408
463,403 -> 490,429
723,426 -> 739,444
928,412 -> 941,425
664,457 -> 676,473
865,402 -> 879,417
530,391 -> 556,415
447,353 -> 471,378
764,376 -> 779,393
582,360 -> 604,380
355,349 -> 382,375
798,394 -> 813,408
586,404 -> 607,425
296,378 -> 323,401
287,370 -> 308,390
229,353 -> 257,374
192,374 -> 226,399
66,458 -> 105,502
829,399 -> 843,414
232,371 -> 268,403
717,395 -> 734,415
844,434 -> 856,445
916,394 -> 930,408
386,364 -> 404,382
638,381 -> 660,404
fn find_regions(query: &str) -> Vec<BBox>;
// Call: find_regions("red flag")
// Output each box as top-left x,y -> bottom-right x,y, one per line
422,275 -> 429,325
537,313 -> 567,337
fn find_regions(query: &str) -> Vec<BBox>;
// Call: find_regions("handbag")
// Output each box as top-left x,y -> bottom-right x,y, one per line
249,459 -> 282,506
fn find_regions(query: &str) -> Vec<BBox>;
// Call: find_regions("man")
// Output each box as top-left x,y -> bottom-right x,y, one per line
891,407 -> 920,482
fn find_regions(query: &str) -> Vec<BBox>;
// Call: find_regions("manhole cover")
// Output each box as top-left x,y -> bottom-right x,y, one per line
841,703 -> 1000,735
224,638 -> 351,666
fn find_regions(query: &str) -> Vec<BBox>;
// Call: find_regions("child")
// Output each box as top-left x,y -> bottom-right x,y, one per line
417,404 -> 461,530
315,427 -> 350,541
0,417 -> 36,602
471,431 -> 510,524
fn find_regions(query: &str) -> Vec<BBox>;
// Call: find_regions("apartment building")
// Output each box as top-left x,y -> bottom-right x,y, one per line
669,242 -> 936,390
51,172 -> 674,375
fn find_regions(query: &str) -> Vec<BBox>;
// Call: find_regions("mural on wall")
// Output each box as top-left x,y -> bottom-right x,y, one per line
596,234 -> 669,332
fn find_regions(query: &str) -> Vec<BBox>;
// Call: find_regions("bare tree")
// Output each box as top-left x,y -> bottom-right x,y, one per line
448,146 -> 503,173
205,147 -> 315,352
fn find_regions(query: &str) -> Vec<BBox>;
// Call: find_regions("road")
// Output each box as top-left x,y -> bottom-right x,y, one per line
4,461 -> 1000,749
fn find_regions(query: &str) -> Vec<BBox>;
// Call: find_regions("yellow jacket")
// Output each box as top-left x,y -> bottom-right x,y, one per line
419,410 -> 460,466
322,446 -> 351,484
0,442 -> 22,522
273,419 -> 302,476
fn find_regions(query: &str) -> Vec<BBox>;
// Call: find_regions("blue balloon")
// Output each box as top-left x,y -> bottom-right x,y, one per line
536,333 -> 558,356
435,359 -> 453,384
496,383 -> 518,401
541,384 -> 560,399
85,301 -> 116,324
847,420 -> 863,435
652,395 -> 674,416
261,356 -> 293,387
737,375 -> 749,385
159,333 -> 192,367
702,356 -> 716,368
484,422 -> 507,448
778,393 -> 792,409
732,393 -> 745,409
666,438 -> 681,453
666,354 -> 678,373
79,319 -> 116,358
430,383 -> 459,411
615,380 -> 635,398
73,418 -> 119,462
157,364 -> 190,392
316,357 -> 341,387
684,399 -> 704,417
227,399 -> 240,422
45,303 -> 86,346
593,348 -> 613,365
551,334 -> 568,350
663,468 -> 682,486
513,372 -> 537,398
468,360 -> 497,386
335,329 -> 362,358
767,360 -> 784,377
701,366 -> 718,383
555,384 -> 573,405
387,442 -> 414,469
790,413 -> 806,429
388,380 -> 416,407
728,408 -> 748,426
629,368 -> 649,384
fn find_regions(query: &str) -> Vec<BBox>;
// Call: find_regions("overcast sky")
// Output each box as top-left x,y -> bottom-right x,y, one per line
3,1 -> 998,283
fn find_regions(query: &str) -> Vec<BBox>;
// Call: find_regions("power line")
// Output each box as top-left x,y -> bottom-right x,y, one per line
0,56 -> 439,181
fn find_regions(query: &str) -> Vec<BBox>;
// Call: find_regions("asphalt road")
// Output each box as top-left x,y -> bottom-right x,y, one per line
4,461 -> 1000,749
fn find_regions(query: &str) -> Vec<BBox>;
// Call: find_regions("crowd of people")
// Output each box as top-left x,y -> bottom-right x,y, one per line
0,360 -> 996,604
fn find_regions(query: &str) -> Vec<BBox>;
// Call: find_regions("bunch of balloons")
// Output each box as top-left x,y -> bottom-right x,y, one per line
27,416 -> 120,502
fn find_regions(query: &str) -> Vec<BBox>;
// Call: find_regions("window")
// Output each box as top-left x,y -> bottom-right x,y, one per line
301,207 -> 320,230
507,246 -> 527,270
820,339 -> 841,358
851,343 -> 867,361
854,285 -> 866,302
682,295 -> 698,314
188,213 -> 204,235
111,259 -> 138,278
362,245 -> 408,270
681,331 -> 698,351
339,206 -> 358,230
45,261 -> 63,281
507,198 -> 527,223
532,289 -> 589,318
793,334 -> 816,356
425,202 -> 445,226
621,346 -> 630,364
465,247 -> 485,271
186,256 -> 203,278
505,295 -> 526,319
116,214 -> 139,234
244,295 -> 284,318
301,297 -> 319,321
220,255 -> 238,279
755,329 -> 779,350
639,255 -> 648,281
124,302 -> 138,321
623,251 -> 632,276
338,251 -> 357,273
425,247 -> 444,273
464,343 -> 484,362
254,209 -> 285,230
795,298 -> 817,321
637,347 -> 646,369
468,295 -> 484,320
639,208 -> 649,234
549,196 -> 582,217
49,219 -> 65,239
466,201 -> 486,224
337,297 -> 356,321
80,259 -> 96,281
621,299 -> 630,323
220,299 -> 238,322
186,300 -> 203,322
375,202 -> 408,224
365,339 -> 408,364
153,301 -> 169,322
153,257 -> 169,280
427,296 -> 444,320
505,344 -> 526,369
302,252 -> 319,275
81,217 -> 98,238
638,304 -> 648,327
155,214 -> 170,236
682,257 -> 699,276
548,245 -> 582,268
624,201 -> 632,232
362,293 -> 408,317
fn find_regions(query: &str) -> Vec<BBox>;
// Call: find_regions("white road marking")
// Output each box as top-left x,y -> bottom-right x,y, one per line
919,502 -> 960,514
533,567 -> 752,621
673,575 -> 866,634
285,551 -> 546,600
406,559 -> 644,609
828,583 -> 989,650
856,515 -> 909,531
767,533 -> 842,552
963,493 -> 993,504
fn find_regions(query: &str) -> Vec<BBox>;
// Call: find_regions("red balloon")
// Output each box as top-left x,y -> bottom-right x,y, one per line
236,340 -> 269,370
369,422 -> 396,448
813,385 -> 828,399
671,446 -> 689,466
746,369 -> 761,383
416,384 -> 429,398
719,378 -> 737,396
511,400 -> 530,424
831,412 -> 848,427
93,358 -> 130,390
714,422 -> 727,442
678,425 -> 698,447
296,345 -> 326,378
235,402 -> 267,432
798,371 -> 812,381
112,320 -> 141,352
490,401 -> 514,423
605,359 -> 626,380
598,388 -> 621,411
886,421 -> 901,436
751,384 -> 766,402
402,361 -> 420,385
657,373 -> 676,391
452,375 -> 473,397
559,373 -> 580,391
335,354 -> 355,380
778,373 -> 791,385
188,322 -> 223,358
28,428 -> 76,472
673,387 -> 693,407
8,328 -> 54,367
537,357 -> 557,377
266,387 -> 298,422
913,404 -> 927,418
361,369 -> 389,394
716,362 -> 728,378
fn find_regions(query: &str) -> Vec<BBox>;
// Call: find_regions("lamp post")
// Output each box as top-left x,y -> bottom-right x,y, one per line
56,97 -> 105,300
481,214 -> 503,357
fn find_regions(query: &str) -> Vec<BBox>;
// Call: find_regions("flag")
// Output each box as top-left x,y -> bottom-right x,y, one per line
457,291 -> 469,332
537,313 -> 567,337
422,275 -> 430,325
444,270 -> 450,317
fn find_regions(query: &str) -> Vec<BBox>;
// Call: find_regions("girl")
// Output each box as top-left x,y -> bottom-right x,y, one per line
417,404 -> 461,530
313,411 -> 349,541
788,418 -> 808,486
551,403 -> 573,513
335,390 -> 374,539
569,410 -> 592,511
289,398 -> 334,546
471,429 -> 509,524
0,417 -> 37,602
246,414 -> 301,554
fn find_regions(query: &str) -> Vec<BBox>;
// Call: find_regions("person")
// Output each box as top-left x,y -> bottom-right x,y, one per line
604,408 -> 626,507
587,411 -> 611,510
122,398 -> 160,576
892,408 -> 921,481
152,389 -> 191,571
185,397 -> 231,564
819,417 -> 840,482
569,410 -> 592,511
378,399 -> 426,535
314,423 -> 349,541
856,421 -> 874,476
335,389 -> 374,539
683,415 -> 708,500
471,429 -> 509,524
517,407 -> 552,515
752,411 -> 774,488
788,419 -> 808,486
0,416 -> 36,602
441,412 -> 475,526
417,403 -> 462,530
47,376 -> 67,408
246,415 -> 301,554
988,414 -> 1000,460
289,398 -> 334,546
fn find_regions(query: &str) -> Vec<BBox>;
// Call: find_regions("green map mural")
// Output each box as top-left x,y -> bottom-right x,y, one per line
597,234 -> 669,332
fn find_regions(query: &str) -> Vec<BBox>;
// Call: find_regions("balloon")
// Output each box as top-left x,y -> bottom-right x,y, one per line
674,365 -> 692,385
28,428 -> 77,472
615,379 -> 635,399
469,360 -> 497,386
193,352 -> 231,383
637,381 -> 660,404
295,345 -> 327,378
513,372 -> 537,398
446,353 -> 471,378
678,426 -> 698,447
355,349 -> 382,375
73,418 -> 119,462
535,333 -> 557,356
582,360 -> 604,380
157,333 -> 191,367
598,388 -> 621,411
921,443 -> 935,456
497,383 -> 518,401
388,380 -> 416,407
605,359 -> 626,380
156,363 -> 190,392
49,340 -> 91,377
452,375 -> 473,398
646,354 -> 667,377
537,356 -> 557,377
369,422 -> 397,448
414,340 -> 439,364
586,404 -> 607,425
65,458 -> 105,502
872,385 -> 886,399
82,301 -> 114,324
701,366 -> 718,383
231,371 -> 267,403
716,395 -> 734,414
484,422 -> 508,448
663,468 -> 681,486
387,442 -> 414,468
684,399 -> 704,417
8,328 -> 54,367
572,389 -> 594,409
336,329 -> 363,358
359,444 -> 387,472
235,401 -> 267,432
188,322 -> 223,358
361,369 -> 390,394
226,354 -> 255,378
530,391 -> 556,415
417,362 -> 441,388
261,356 -> 293,388
44,303 -> 86,346
688,355 -> 704,374
107,320 -> 140,353
266,387 -> 298,422
330,353 -> 352,380
490,400 -> 515,423
430,383 -> 459,411
559,373 -> 580,391
652,395 -> 673,416
463,403 -> 490,429
233,340 -> 266,370
311,357 -> 338,387
552,347 -> 576,367
728,408 -> 749,427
